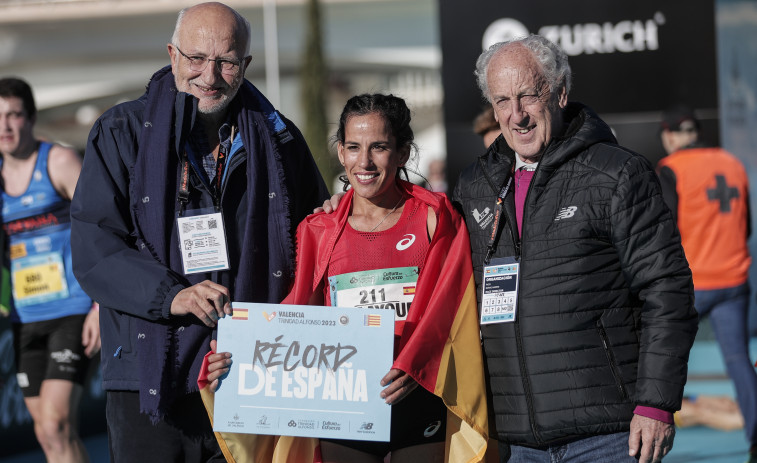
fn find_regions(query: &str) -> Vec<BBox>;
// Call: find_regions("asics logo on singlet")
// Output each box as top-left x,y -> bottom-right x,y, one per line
424,420 -> 442,437
396,234 -> 416,251
555,206 -> 578,221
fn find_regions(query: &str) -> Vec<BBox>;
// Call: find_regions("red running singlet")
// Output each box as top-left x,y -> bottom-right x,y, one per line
326,195 -> 430,341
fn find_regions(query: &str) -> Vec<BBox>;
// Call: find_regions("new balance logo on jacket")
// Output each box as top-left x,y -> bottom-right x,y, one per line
555,206 -> 577,221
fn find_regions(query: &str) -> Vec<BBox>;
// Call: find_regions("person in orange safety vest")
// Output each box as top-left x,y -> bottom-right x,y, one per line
657,104 -> 756,463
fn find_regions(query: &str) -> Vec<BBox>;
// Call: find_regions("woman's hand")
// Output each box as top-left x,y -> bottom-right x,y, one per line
380,368 -> 418,405
207,339 -> 232,392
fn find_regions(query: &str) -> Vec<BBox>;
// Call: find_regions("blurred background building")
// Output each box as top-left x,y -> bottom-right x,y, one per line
0,0 -> 445,192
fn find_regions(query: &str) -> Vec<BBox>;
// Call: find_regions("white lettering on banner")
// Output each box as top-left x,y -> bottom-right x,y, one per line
237,365 -> 368,401
482,12 -> 665,56
238,364 -> 267,395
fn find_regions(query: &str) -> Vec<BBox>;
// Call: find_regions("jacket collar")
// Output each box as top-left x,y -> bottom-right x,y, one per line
477,102 -> 616,197
539,102 -> 617,169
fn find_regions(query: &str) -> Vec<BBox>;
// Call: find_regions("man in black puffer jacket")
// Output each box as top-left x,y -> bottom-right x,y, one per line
452,35 -> 698,463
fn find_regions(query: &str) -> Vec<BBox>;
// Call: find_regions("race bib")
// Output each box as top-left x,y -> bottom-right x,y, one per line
12,252 -> 69,307
328,267 -> 419,325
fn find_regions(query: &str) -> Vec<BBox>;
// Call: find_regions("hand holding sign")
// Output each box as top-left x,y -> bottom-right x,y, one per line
170,280 -> 231,327
206,339 -> 232,392
380,368 -> 418,405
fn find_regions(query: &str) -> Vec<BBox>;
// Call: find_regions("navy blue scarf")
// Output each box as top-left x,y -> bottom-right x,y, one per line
132,66 -> 296,421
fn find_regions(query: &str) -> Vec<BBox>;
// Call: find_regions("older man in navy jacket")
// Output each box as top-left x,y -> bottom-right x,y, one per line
70,3 -> 328,462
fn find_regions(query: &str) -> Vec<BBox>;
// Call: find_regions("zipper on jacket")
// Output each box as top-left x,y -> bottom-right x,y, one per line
219,145 -> 246,207
514,319 -> 542,443
481,153 -> 538,442
596,320 -> 629,400
513,160 -> 541,444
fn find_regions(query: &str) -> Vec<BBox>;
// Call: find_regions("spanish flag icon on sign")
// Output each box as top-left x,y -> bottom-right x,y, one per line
231,308 -> 249,320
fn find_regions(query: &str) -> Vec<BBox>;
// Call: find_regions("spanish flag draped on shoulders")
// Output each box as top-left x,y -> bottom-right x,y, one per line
199,180 -> 488,462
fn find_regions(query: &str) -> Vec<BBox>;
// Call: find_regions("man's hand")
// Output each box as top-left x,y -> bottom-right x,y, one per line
628,414 -> 675,463
313,192 -> 345,214
206,339 -> 232,392
379,368 -> 418,405
81,303 -> 101,358
171,280 -> 231,327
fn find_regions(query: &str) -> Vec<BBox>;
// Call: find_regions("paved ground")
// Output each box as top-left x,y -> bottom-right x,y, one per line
665,339 -> 751,463
3,339 -> 753,463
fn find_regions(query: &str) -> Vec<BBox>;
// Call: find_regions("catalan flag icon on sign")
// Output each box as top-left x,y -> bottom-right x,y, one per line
364,314 -> 381,327
403,286 -> 416,295
232,308 -> 249,320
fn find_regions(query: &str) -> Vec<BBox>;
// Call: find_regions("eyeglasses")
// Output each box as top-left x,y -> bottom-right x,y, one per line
173,45 -> 248,76
494,89 -> 550,113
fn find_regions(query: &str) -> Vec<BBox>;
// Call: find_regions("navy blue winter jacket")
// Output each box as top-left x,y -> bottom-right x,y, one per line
70,68 -> 328,415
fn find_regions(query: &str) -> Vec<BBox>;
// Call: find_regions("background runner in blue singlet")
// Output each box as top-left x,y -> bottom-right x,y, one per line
0,76 -> 99,463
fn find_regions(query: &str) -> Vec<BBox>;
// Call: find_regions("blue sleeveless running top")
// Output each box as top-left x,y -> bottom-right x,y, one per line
2,142 -> 91,323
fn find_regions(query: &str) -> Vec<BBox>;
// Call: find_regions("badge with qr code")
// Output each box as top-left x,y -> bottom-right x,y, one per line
177,210 -> 230,274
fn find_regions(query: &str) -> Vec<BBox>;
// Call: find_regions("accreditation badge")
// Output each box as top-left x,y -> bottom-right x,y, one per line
480,257 -> 519,324
328,267 -> 419,324
177,209 -> 230,274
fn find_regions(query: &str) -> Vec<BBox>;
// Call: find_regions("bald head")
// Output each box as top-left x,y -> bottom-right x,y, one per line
172,2 -> 250,56
168,2 -> 252,117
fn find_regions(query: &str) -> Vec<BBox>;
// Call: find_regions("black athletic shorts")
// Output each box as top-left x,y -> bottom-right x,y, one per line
13,314 -> 90,397
322,384 -> 447,456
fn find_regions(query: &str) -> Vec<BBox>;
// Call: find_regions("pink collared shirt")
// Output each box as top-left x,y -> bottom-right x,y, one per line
514,167 -> 535,236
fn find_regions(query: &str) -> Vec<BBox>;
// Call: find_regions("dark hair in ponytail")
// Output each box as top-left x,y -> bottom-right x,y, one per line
333,94 -> 418,191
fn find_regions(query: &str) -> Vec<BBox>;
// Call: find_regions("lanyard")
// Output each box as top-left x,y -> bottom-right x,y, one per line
484,172 -> 513,265
213,143 -> 228,199
179,152 -> 191,214
213,125 -> 234,197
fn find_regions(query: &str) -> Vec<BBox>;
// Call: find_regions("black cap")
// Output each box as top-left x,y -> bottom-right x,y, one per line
660,104 -> 700,132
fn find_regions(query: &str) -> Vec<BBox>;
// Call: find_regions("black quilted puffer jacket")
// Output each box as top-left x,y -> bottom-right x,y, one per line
452,103 -> 698,447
